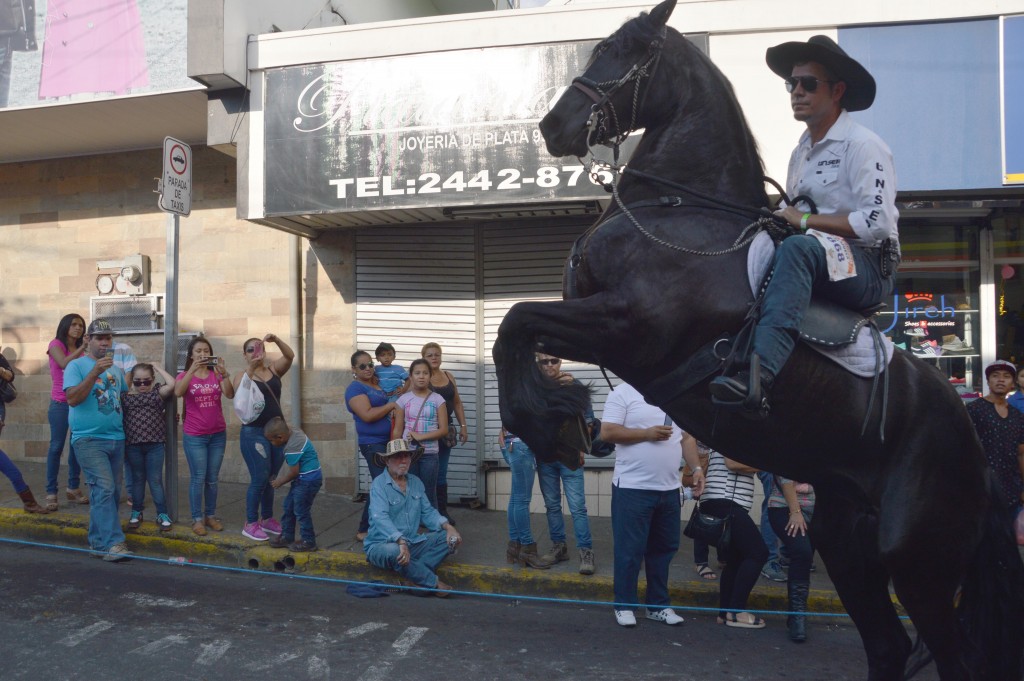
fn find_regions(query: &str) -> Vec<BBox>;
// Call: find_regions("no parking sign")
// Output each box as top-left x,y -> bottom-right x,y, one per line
159,137 -> 192,216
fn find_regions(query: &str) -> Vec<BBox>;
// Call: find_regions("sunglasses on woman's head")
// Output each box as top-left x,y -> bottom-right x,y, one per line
355,362 -> 374,370
133,379 -> 153,387
537,358 -> 561,366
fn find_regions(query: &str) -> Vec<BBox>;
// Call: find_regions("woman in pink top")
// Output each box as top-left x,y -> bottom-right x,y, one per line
174,336 -> 235,536
44,313 -> 88,511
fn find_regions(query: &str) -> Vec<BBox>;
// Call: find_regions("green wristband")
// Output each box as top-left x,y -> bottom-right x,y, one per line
800,213 -> 811,231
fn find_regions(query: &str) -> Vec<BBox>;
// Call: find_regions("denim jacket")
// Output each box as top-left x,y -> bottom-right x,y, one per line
363,468 -> 446,550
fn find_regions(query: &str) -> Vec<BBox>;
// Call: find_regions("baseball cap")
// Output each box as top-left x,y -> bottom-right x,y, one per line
983,360 -> 1016,378
86,319 -> 117,336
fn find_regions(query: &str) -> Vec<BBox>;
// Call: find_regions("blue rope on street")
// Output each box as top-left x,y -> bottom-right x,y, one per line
0,536 -> 888,620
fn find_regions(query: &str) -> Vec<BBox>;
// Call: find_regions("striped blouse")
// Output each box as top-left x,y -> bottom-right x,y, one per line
701,449 -> 756,510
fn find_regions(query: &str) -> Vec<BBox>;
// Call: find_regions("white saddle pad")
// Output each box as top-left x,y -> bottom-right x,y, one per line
746,231 -> 893,378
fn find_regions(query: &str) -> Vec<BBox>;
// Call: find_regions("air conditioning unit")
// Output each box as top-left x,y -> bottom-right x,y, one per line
89,295 -> 163,333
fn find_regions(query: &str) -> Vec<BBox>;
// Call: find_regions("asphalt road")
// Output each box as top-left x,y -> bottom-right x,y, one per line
0,543 -> 938,681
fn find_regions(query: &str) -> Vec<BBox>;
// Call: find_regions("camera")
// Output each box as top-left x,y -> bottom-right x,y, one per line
205,357 -> 220,368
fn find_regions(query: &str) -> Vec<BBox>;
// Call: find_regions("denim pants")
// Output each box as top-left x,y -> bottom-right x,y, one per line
74,437 -> 126,552
767,507 -> 814,582
537,460 -> 592,549
182,431 -> 226,522
46,400 -> 82,494
365,530 -> 451,588
239,424 -> 284,524
281,471 -> 322,545
125,442 -> 168,516
357,442 -> 387,534
611,485 -> 681,608
755,235 -> 891,379
702,498 -> 769,619
437,438 -> 452,487
0,448 -> 28,494
758,472 -> 780,563
502,441 -> 537,545
409,451 -> 439,510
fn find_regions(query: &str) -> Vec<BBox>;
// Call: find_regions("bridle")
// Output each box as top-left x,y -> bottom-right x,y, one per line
571,27 -> 666,153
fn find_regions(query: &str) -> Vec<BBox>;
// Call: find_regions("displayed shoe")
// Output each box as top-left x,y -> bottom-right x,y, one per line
128,510 -> 142,530
288,540 -> 318,552
242,522 -> 269,541
103,543 -> 134,562
906,327 -> 926,337
646,608 -> 684,626
541,541 -> 568,564
66,488 -> 89,505
614,610 -> 637,627
204,516 -> 224,532
761,560 -> 787,582
156,513 -> 172,531
268,534 -> 293,549
940,337 -> 974,354
192,520 -> 208,536
912,342 -> 940,358
260,518 -> 282,536
578,548 -> 595,575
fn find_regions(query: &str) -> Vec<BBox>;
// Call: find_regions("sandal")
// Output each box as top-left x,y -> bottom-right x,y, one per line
66,488 -> 89,505
45,494 -> 59,512
725,612 -> 766,629
696,563 -> 717,581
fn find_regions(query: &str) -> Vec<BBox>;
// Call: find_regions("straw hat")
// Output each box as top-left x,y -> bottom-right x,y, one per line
376,438 -> 422,467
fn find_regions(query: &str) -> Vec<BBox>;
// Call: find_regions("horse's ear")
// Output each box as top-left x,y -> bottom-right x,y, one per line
648,0 -> 677,27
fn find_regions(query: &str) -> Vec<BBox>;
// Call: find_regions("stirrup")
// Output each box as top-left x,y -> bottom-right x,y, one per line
710,355 -> 770,418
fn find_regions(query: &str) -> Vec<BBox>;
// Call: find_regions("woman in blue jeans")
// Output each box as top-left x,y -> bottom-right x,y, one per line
175,336 -> 235,536
345,350 -> 397,541
45,313 -> 88,510
498,428 -> 553,569
231,333 -> 294,542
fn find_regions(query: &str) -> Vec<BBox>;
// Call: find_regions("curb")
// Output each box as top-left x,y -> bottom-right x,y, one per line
0,509 -> 849,616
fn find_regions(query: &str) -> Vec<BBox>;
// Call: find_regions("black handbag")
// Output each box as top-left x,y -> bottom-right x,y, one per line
0,379 -> 16,404
683,500 -> 732,553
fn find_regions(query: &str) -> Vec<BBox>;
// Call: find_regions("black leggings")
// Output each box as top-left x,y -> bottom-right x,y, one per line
701,498 -> 768,618
767,507 -> 814,582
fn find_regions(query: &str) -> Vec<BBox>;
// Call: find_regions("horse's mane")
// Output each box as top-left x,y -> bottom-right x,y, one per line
600,10 -> 769,206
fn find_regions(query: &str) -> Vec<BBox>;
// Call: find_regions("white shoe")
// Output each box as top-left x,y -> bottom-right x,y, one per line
906,327 -> 926,337
614,610 -> 637,627
646,608 -> 684,625
103,543 -> 134,562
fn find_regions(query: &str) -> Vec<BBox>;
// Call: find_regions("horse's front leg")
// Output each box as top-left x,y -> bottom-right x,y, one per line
494,293 -> 632,459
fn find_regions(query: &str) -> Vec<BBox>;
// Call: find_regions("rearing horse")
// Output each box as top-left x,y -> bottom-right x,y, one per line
493,2 -> 1024,680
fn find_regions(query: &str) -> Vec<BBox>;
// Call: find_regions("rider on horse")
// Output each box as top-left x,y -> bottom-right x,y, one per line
710,35 -> 901,414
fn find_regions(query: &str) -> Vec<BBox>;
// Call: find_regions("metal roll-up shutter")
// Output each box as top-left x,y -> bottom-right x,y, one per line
482,223 -> 617,467
355,226 -> 480,500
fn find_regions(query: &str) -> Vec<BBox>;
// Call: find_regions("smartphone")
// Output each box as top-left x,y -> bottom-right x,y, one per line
104,349 -> 115,360
252,341 -> 265,360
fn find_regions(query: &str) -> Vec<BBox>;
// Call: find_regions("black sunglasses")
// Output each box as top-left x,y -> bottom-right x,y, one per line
355,362 -> 374,370
133,379 -> 153,386
784,75 -> 836,93
537,358 -> 561,366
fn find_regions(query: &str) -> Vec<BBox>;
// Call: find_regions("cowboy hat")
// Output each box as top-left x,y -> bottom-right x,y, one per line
766,35 -> 876,112
375,438 -> 423,467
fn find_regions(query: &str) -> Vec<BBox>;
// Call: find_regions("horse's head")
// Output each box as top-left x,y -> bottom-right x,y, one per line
540,0 -> 678,158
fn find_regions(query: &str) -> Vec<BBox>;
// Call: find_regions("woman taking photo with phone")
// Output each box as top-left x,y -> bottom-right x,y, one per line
175,336 -> 234,536
45,313 -> 88,511
231,333 -> 295,541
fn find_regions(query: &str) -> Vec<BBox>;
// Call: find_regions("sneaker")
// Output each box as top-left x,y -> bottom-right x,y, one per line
541,541 -> 569,564
103,543 -> 133,562
906,327 -> 926,337
268,534 -> 293,549
761,560 -> 787,582
646,608 -> 684,625
156,513 -> 172,531
128,510 -> 142,530
941,338 -> 974,354
288,540 -> 318,552
242,522 -> 268,541
579,548 -> 595,575
204,516 -> 224,532
614,610 -> 637,627
260,518 -> 282,536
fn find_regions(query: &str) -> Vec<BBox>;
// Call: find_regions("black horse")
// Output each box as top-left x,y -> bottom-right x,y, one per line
493,2 -> 1024,679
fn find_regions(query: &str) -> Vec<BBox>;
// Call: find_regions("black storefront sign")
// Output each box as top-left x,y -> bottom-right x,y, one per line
262,41 -> 633,216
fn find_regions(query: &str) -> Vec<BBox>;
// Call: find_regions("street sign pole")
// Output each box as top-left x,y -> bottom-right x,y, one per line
158,137 -> 191,522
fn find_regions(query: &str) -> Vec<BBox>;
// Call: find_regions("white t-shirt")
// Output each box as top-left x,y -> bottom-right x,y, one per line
603,383 -> 682,491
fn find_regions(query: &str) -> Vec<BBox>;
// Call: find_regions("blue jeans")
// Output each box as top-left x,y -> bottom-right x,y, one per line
239,425 -> 284,524
537,460 -> 592,549
409,451 -> 439,510
182,431 -> 226,522
611,485 -> 681,608
758,472 -> 780,563
365,530 -> 451,588
437,438 -> 453,487
126,442 -> 168,516
281,471 -> 322,544
755,235 -> 891,379
0,447 -> 28,494
73,437 -> 125,551
46,400 -> 81,494
358,442 -> 387,533
502,441 -> 537,545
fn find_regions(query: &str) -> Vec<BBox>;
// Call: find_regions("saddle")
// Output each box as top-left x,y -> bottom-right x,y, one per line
800,298 -> 885,348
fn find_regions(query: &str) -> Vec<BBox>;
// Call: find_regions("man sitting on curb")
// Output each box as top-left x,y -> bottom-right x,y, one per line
363,438 -> 462,596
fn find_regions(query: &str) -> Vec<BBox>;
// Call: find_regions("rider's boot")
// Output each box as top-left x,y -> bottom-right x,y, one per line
709,353 -> 772,417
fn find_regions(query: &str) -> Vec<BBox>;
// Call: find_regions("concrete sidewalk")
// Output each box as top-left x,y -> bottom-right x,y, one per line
0,461 -> 847,617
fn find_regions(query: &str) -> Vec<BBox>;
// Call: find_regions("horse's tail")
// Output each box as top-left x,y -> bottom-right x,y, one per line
957,476 -> 1024,681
